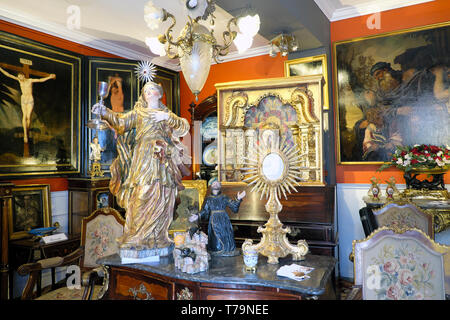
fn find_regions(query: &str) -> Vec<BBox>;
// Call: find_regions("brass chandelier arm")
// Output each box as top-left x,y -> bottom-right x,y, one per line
154,7 -> 246,65
159,9 -> 185,59
212,17 -> 238,62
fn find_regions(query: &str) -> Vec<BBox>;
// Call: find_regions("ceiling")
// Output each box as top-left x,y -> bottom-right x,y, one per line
314,0 -> 434,21
0,0 -> 433,71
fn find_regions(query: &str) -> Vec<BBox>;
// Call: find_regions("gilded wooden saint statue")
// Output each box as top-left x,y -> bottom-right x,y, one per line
92,81 -> 190,253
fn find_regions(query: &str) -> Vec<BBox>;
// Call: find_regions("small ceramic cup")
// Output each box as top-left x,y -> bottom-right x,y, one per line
243,249 -> 258,272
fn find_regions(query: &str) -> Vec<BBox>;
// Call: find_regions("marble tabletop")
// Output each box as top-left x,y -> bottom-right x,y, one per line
98,252 -> 337,296
363,196 -> 450,209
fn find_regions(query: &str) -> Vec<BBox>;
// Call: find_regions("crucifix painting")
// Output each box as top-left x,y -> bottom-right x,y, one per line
0,31 -> 80,176
0,61 -> 55,145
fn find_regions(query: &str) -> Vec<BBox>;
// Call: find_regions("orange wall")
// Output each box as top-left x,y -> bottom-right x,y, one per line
179,54 -> 287,123
0,20 -> 122,191
331,0 -> 450,184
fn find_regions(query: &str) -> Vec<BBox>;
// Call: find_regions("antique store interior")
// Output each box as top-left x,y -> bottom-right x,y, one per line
0,0 -> 449,301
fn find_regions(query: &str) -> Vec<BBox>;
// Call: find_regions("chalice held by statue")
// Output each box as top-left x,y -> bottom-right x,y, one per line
86,81 -> 110,130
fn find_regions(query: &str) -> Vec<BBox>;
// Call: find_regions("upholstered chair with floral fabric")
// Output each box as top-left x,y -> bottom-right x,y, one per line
373,201 -> 434,239
348,226 -> 449,300
17,207 -> 124,300
80,207 -> 125,269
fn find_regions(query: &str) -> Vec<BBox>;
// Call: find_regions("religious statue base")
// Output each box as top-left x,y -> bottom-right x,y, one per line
173,229 -> 209,274
119,244 -> 174,264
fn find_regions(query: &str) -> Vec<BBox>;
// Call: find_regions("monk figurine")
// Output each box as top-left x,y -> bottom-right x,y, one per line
189,181 -> 246,256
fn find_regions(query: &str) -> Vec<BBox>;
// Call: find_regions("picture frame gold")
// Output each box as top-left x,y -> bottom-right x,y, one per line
284,54 -> 329,110
333,21 -> 450,164
169,180 -> 207,235
9,184 -> 51,240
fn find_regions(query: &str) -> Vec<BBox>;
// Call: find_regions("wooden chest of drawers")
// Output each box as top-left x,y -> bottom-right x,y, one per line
100,253 -> 337,300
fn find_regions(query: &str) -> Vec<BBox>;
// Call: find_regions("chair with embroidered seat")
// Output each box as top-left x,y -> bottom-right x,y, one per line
348,226 -> 449,300
372,201 -> 435,238
80,207 -> 125,270
17,207 -> 124,300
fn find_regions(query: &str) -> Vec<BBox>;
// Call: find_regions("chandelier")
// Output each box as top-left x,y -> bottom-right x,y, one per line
144,0 -> 260,100
269,33 -> 299,57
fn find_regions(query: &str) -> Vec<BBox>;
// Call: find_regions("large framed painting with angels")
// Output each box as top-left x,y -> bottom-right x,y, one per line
334,22 -> 450,164
216,76 -> 324,185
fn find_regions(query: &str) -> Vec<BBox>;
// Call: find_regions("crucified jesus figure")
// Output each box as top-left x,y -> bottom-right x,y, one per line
0,66 -> 55,143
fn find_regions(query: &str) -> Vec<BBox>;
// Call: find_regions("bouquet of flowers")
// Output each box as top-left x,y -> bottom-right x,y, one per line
378,144 -> 450,172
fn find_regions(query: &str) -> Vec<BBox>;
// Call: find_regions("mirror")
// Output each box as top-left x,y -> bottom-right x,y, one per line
261,153 -> 285,182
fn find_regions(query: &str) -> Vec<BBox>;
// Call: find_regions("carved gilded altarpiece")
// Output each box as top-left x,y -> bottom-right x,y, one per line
215,76 -> 324,185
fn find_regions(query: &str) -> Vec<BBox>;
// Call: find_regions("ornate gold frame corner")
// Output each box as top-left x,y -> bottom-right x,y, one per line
284,54 -> 329,110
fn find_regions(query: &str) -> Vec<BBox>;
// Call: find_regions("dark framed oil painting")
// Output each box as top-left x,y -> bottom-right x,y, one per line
334,22 -> 450,164
86,57 -> 180,175
0,31 -> 81,176
9,184 -> 51,240
169,180 -> 207,235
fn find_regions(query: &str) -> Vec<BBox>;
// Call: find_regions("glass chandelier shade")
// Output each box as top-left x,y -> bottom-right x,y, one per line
178,23 -> 213,99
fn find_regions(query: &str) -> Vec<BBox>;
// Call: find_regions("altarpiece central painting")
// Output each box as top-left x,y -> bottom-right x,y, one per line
216,76 -> 324,185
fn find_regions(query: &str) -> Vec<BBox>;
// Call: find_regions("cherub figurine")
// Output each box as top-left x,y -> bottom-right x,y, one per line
189,181 -> 246,256
385,177 -> 400,200
89,137 -> 104,162
368,176 -> 381,200
88,136 -> 105,177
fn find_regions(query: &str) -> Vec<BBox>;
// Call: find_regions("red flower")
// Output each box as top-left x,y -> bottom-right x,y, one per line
400,151 -> 407,157
430,145 -> 441,154
411,159 -> 419,165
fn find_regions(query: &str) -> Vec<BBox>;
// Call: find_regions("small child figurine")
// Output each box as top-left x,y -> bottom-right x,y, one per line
368,176 -> 381,200
89,136 -> 105,177
89,137 -> 104,162
189,181 -> 246,256
385,177 -> 400,200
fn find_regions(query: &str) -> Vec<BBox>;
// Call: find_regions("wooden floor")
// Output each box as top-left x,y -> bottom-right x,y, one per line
337,278 -> 354,300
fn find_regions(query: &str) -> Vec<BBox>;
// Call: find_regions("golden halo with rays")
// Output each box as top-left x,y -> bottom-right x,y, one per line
241,135 -> 308,201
